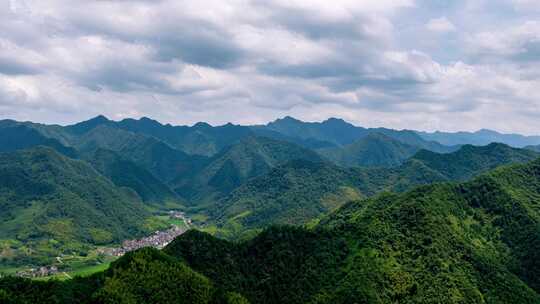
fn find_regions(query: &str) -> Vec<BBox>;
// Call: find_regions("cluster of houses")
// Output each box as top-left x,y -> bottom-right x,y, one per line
101,225 -> 187,257
16,266 -> 59,278
14,212 -> 191,278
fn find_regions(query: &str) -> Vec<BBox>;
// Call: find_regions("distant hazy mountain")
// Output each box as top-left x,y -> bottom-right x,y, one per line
526,145 -> 540,152
68,115 -> 254,157
317,133 -> 421,167
417,128 -> 540,147
72,125 -> 209,185
253,116 -> 368,146
254,116 -> 456,153
0,147 -> 150,265
0,121 -> 77,157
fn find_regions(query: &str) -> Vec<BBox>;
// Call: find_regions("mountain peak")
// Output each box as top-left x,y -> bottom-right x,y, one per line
193,122 -> 211,128
137,116 -> 162,127
139,116 -> 159,123
68,115 -> 110,134
274,116 -> 302,124
89,115 -> 109,123
322,117 -> 348,125
476,128 -> 499,135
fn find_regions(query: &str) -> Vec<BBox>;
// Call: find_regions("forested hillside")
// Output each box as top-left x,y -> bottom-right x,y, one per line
212,143 -> 539,239
175,136 -> 324,206
3,157 -> 540,303
84,148 -> 179,206
66,115 -> 254,157
0,122 -> 77,157
212,160 -> 363,239
317,133 -> 421,167
1,115 -> 539,297
151,157 -> 540,303
0,147 -> 152,266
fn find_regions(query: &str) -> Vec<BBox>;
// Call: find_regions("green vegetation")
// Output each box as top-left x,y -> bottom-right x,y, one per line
9,153 -> 540,304
0,147 -> 152,266
317,133 -> 421,167
71,124 -> 209,185
175,136 -> 324,206
212,143 -> 539,239
0,248 -> 248,304
2,116 -> 540,303
0,122 -> 77,157
405,142 -> 539,181
212,160 -> 363,239
163,159 -> 540,303
84,148 -> 180,205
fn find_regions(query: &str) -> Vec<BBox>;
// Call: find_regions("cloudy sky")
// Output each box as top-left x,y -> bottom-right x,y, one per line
1,0 -> 540,134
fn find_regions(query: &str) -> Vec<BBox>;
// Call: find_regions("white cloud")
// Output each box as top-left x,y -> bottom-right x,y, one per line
510,0 -> 540,11
426,17 -> 456,33
467,21 -> 540,60
0,0 -> 539,134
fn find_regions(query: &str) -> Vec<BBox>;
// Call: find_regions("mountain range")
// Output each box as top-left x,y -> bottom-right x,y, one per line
212,142 -> 539,239
1,115 -> 540,303
417,128 -> 540,148
3,155 -> 540,303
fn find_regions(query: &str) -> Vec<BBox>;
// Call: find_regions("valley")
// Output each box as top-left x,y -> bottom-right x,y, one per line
4,211 -> 192,280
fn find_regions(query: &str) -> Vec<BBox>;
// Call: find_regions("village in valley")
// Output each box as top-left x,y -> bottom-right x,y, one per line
13,211 -> 191,279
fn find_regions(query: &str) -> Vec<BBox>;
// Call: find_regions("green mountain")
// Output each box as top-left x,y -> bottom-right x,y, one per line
84,148 -> 180,206
67,115 -> 255,157
317,133 -> 421,167
175,136 -> 324,205
378,142 -> 540,193
0,247 -> 248,304
253,116 -> 367,146
72,125 -> 209,185
212,143 -> 539,239
212,160 -> 363,239
255,116 -> 455,153
3,149 -> 540,303
162,158 -> 540,303
116,117 -> 255,157
405,143 -> 539,181
0,147 -> 150,266
315,160 -> 540,303
0,121 -> 77,157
